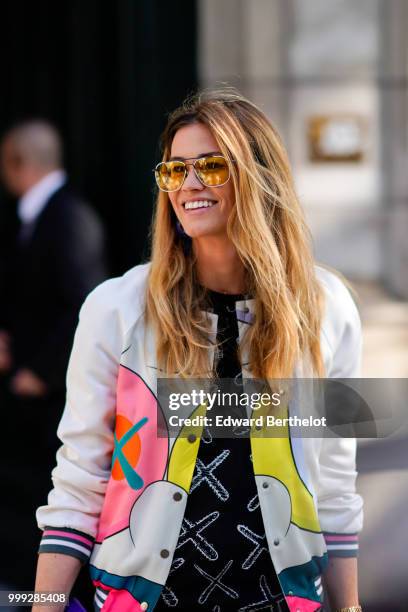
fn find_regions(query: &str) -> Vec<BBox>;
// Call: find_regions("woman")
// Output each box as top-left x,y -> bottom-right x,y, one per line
34,90 -> 363,612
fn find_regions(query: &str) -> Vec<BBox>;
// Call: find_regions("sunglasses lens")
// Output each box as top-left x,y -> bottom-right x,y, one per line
195,156 -> 230,186
155,161 -> 186,192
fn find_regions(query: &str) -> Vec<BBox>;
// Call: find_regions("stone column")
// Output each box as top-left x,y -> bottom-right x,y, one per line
380,0 -> 408,297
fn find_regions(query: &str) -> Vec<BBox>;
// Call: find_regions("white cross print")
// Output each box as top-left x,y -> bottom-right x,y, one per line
190,449 -> 231,501
237,524 -> 270,569
202,426 -> 213,444
194,559 -> 239,604
160,557 -> 185,607
238,574 -> 288,611
247,493 -> 260,512
176,511 -> 220,560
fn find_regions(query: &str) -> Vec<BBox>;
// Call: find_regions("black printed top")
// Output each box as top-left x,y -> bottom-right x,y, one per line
155,289 -> 288,612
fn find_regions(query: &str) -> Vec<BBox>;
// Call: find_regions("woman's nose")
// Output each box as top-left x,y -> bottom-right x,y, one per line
182,165 -> 203,190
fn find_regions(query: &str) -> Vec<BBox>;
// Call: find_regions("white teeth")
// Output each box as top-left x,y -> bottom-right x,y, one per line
184,200 -> 215,210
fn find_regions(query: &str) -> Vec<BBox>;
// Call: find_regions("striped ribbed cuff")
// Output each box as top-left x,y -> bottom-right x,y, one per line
38,526 -> 94,563
324,532 -> 359,557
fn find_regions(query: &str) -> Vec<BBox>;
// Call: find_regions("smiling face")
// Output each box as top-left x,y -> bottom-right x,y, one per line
168,122 -> 235,240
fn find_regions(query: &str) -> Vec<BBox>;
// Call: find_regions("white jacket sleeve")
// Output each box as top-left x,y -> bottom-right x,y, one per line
36,279 -> 124,562
315,268 -> 364,557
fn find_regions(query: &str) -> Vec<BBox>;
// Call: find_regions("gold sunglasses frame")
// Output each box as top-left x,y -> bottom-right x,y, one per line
154,155 -> 233,192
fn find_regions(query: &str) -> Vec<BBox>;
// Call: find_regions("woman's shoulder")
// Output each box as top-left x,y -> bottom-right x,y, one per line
315,265 -> 358,314
315,265 -> 362,375
79,262 -> 151,334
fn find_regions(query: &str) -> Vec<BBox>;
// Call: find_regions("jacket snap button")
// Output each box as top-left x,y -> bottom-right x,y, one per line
160,549 -> 170,558
140,603 -> 148,611
262,482 -> 269,489
288,590 -> 293,596
273,538 -> 280,546
173,492 -> 182,501
243,306 -> 249,313
187,433 -> 197,443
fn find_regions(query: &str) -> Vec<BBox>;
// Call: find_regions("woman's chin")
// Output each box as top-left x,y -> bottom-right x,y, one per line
184,224 -> 228,241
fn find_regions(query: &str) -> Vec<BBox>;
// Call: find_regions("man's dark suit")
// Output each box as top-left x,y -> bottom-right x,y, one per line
2,185 -> 107,392
0,184 -> 107,589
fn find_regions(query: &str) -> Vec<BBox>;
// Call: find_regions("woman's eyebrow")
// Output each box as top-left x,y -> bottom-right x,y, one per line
169,151 -> 222,161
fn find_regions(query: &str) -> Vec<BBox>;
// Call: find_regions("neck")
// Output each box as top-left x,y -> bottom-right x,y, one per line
193,236 -> 246,294
22,167 -> 61,196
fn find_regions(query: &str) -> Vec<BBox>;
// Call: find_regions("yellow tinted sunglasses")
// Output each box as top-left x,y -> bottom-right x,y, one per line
154,155 -> 232,192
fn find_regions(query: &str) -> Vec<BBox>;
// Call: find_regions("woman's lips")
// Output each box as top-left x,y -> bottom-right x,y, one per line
183,200 -> 218,213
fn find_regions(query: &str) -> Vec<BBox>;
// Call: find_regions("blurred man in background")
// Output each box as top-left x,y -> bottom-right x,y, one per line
0,120 -> 107,590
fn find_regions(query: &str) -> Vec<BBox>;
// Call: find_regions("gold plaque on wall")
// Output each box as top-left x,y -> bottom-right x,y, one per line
308,115 -> 365,162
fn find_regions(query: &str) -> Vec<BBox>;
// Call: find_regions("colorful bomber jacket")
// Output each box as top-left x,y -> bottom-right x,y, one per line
37,263 -> 363,612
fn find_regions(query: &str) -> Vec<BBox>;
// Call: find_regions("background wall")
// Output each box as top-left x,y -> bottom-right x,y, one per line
199,0 -> 408,296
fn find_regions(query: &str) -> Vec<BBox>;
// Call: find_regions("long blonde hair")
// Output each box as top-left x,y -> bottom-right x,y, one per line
146,88 -> 324,379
